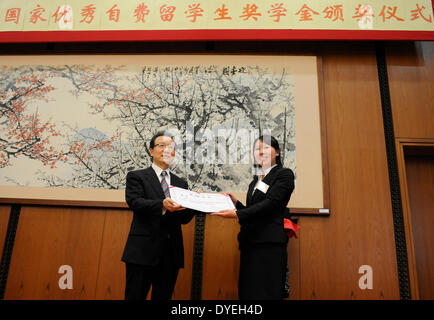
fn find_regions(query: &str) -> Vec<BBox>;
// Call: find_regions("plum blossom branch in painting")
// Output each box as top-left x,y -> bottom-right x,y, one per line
0,67 -> 67,168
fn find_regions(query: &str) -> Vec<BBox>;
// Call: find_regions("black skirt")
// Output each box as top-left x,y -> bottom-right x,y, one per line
238,243 -> 287,300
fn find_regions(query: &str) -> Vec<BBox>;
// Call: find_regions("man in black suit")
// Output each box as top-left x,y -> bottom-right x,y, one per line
122,131 -> 195,300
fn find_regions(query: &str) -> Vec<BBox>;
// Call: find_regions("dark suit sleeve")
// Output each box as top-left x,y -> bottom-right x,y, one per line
236,168 -> 294,225
125,171 -> 163,216
235,179 -> 255,209
236,200 -> 246,210
166,208 -> 195,224
165,180 -> 195,224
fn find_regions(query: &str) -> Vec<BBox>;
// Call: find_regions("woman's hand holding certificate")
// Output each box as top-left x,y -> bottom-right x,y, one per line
169,186 -> 236,213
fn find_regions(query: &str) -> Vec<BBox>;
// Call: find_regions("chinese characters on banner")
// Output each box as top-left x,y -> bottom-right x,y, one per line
0,0 -> 433,32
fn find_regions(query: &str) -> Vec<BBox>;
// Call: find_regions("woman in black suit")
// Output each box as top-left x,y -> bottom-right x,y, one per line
211,135 -> 295,300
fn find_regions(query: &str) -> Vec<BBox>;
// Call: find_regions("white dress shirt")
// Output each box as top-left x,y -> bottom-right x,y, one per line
152,163 -> 171,215
253,164 -> 277,193
152,163 -> 171,187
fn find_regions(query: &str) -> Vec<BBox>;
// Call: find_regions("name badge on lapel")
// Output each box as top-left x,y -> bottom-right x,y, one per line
256,180 -> 269,194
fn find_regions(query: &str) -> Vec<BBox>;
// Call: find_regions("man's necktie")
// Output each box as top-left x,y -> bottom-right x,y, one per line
160,171 -> 170,198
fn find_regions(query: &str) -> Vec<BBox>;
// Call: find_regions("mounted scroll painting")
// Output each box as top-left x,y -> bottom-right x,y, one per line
0,55 -> 324,211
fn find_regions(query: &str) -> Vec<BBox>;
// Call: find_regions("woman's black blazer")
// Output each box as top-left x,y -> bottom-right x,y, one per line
235,165 -> 295,246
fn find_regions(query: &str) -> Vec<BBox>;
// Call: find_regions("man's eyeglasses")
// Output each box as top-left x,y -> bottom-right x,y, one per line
154,143 -> 175,150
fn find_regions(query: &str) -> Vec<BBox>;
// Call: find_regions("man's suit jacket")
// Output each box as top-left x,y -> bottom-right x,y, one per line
235,165 -> 295,246
121,167 -> 195,268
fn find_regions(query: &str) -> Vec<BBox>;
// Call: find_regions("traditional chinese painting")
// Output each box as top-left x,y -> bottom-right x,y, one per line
0,55 -> 323,209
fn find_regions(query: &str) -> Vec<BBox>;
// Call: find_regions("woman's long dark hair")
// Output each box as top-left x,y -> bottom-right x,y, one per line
253,135 -> 283,168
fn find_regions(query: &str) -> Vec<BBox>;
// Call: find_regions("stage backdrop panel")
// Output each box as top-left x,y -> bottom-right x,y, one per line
0,55 -> 324,211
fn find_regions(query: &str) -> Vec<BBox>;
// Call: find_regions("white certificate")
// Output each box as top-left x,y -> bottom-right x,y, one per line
169,186 -> 236,213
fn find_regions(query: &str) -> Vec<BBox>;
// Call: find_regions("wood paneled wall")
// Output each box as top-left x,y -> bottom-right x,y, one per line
405,155 -> 434,300
5,206 -> 106,299
299,44 -> 399,299
201,215 -> 240,299
4,40 -> 432,300
3,205 -> 194,299
386,42 -> 434,140
386,41 -> 434,299
0,205 -> 10,259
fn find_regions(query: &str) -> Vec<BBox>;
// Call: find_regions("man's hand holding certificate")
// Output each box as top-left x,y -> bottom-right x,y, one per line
169,186 -> 236,213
